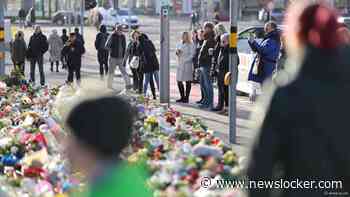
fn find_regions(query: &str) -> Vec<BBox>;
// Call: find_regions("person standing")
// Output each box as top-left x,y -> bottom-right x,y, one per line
124,31 -> 143,93
61,29 -> 69,69
18,8 -> 26,28
10,31 -> 27,75
248,21 -> 281,102
176,32 -> 194,103
62,33 -> 85,84
213,33 -> 230,114
95,25 -> 110,78
27,26 -> 48,86
26,7 -> 36,27
74,27 -> 85,45
105,25 -> 131,90
48,29 -> 64,72
194,29 -> 205,103
139,34 -> 159,99
198,22 -> 216,109
190,11 -> 198,30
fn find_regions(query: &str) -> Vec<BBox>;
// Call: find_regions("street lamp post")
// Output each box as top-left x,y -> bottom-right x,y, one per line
160,0 -> 170,105
0,0 -> 5,76
229,0 -> 239,144
80,0 -> 85,36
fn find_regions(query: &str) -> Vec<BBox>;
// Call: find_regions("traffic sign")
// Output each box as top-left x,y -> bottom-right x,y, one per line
161,0 -> 170,7
162,8 -> 169,16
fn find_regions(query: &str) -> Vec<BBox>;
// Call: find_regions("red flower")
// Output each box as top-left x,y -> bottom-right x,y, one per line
33,133 -> 48,147
20,84 -> 28,92
23,167 -> 45,178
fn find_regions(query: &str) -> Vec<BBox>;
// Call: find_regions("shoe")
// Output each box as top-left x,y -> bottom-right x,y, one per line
183,98 -> 189,103
196,99 -> 204,104
56,70 -> 59,72
211,107 -> 223,112
198,104 -> 210,109
50,68 -> 53,72
218,108 -> 228,115
176,98 -> 184,103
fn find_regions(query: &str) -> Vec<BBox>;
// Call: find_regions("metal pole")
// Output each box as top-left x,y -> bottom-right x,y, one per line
160,1 -> 170,105
80,0 -> 84,36
229,0 -> 238,144
113,0 -> 119,10
0,0 -> 5,76
68,0 -> 72,32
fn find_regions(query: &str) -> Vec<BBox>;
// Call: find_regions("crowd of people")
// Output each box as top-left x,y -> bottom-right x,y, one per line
10,26 -> 86,86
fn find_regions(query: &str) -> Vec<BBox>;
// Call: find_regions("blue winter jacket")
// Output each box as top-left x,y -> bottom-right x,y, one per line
248,30 -> 281,83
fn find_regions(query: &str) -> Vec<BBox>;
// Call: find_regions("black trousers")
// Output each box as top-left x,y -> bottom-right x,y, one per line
51,61 -> 59,71
67,63 -> 81,83
98,50 -> 109,76
131,67 -> 144,94
30,56 -> 45,85
217,70 -> 229,109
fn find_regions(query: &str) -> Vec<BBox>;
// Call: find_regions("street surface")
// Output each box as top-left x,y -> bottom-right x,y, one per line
5,16 -> 263,156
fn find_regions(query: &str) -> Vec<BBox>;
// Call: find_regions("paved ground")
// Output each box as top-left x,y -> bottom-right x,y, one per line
4,16 -> 263,156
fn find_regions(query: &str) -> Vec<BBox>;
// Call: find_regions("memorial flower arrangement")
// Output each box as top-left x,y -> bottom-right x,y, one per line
0,82 -> 78,197
0,80 -> 245,197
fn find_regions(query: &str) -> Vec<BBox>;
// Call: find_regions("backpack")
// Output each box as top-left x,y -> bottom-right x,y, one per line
99,33 -> 108,50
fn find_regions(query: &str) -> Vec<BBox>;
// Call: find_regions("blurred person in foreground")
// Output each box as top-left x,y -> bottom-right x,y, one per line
337,23 -> 350,45
66,96 -> 152,197
248,3 -> 350,197
248,21 -> 281,102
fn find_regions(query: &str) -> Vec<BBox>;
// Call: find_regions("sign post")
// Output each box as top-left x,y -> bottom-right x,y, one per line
80,0 -> 85,36
0,0 -> 5,75
229,1 -> 239,144
160,0 -> 170,105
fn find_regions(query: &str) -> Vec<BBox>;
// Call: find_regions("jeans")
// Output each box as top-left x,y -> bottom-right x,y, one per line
199,66 -> 213,108
30,56 -> 45,85
144,71 -> 159,97
109,57 -> 131,89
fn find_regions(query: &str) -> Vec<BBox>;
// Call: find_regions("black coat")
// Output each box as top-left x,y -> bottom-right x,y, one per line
198,32 -> 216,68
106,33 -> 126,59
61,35 -> 69,45
62,40 -> 85,68
27,33 -> 48,59
247,45 -> 350,197
193,39 -> 204,68
95,32 -> 109,51
123,41 -> 142,67
139,37 -> 159,73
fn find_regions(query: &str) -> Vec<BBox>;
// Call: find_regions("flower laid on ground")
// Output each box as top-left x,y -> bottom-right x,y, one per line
0,80 -> 245,197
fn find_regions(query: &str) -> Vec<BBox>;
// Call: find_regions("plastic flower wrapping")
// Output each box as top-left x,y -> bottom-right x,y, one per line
0,78 -> 246,197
